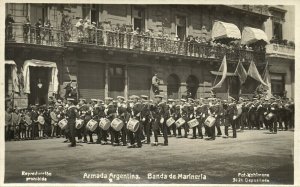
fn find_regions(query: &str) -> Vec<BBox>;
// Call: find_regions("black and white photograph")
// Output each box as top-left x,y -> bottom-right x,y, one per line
2,1 -> 298,186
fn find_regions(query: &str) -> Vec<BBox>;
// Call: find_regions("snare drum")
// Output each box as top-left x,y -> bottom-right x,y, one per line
204,116 -> 216,127
37,115 -> 45,125
99,118 -> 111,131
58,119 -> 68,130
127,118 -> 140,132
75,119 -> 84,129
236,104 -> 243,117
175,118 -> 186,128
166,117 -> 175,127
111,118 -> 124,131
188,118 -> 199,128
86,119 -> 98,132
265,113 -> 275,121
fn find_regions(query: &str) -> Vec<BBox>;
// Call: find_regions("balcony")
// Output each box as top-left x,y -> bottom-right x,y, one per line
226,5 -> 269,16
5,23 -> 265,63
66,27 -> 265,63
5,23 -> 64,47
265,43 -> 295,59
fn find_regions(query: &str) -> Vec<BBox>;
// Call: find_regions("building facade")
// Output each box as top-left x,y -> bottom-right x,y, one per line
5,4 -> 293,107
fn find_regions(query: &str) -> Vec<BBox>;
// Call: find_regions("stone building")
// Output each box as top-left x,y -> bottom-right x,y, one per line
6,4 -> 289,107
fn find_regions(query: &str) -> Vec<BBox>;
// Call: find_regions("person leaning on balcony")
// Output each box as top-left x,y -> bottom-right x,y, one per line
43,19 -> 51,44
75,18 -> 84,42
35,19 -> 42,44
5,14 -> 15,40
23,16 -> 31,43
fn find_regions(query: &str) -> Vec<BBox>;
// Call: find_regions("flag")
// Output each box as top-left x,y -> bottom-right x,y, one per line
247,61 -> 268,87
212,55 -> 227,89
234,61 -> 247,85
262,62 -> 272,98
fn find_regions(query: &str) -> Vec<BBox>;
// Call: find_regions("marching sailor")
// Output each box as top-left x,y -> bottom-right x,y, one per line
65,98 -> 79,147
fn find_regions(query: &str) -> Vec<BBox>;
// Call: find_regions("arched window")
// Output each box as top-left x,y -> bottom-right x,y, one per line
186,75 -> 199,99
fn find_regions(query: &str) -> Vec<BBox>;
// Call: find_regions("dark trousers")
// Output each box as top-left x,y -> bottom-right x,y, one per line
153,120 -> 168,144
143,119 -> 151,143
110,127 -> 120,144
170,123 -> 177,136
192,123 -> 203,138
127,126 -> 142,146
227,118 -> 237,138
68,122 -> 76,146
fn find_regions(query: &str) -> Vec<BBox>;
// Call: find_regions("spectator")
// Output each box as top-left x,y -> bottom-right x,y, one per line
152,73 -> 160,95
35,18 -> 42,44
5,14 -> 15,40
23,16 -> 31,43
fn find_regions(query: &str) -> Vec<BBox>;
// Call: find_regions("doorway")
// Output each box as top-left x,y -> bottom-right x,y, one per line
29,67 -> 50,106
109,65 -> 125,99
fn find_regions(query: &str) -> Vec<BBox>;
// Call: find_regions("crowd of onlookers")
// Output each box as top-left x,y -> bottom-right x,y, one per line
5,14 -> 269,55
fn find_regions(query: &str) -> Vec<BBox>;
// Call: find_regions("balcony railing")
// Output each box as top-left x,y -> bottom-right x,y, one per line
67,26 -> 265,62
266,43 -> 295,59
5,23 -> 64,47
5,23 -> 265,62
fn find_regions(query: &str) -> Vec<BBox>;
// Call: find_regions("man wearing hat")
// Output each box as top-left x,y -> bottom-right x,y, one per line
117,96 -> 128,146
105,97 -> 119,146
140,95 -> 152,143
65,98 -> 79,147
127,95 -> 143,148
151,74 -> 160,95
167,99 -> 177,137
30,105 -> 39,140
152,95 -> 168,146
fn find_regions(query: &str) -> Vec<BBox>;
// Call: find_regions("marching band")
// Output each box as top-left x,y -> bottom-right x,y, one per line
5,95 -> 294,148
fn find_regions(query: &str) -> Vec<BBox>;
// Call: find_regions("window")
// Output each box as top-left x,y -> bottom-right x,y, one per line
91,4 -> 99,24
176,16 -> 187,41
132,6 -> 145,31
271,73 -> 285,97
273,22 -> 282,40
82,4 -> 90,20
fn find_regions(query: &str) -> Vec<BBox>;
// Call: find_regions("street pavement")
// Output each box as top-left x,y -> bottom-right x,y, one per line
5,129 -> 294,184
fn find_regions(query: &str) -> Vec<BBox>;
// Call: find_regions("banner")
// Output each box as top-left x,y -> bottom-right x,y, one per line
247,61 -> 268,87
234,61 -> 247,85
262,62 -> 272,98
212,55 -> 227,89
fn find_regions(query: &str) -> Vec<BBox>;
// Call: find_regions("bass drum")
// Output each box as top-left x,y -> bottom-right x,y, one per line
127,118 -> 140,132
86,119 -> 98,132
111,118 -> 124,131
99,118 -> 111,131
265,113 -> 275,121
58,119 -> 68,130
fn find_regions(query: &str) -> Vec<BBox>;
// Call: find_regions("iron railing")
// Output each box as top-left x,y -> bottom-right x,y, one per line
67,26 -> 265,62
5,23 -> 64,47
5,23 -> 265,62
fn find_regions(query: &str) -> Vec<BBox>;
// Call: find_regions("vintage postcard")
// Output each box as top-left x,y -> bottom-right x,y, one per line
1,0 -> 298,186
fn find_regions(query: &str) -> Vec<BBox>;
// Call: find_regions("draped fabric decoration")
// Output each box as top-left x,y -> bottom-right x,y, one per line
212,55 -> 227,89
5,60 -> 20,93
262,61 -> 272,98
247,61 -> 268,87
234,61 -> 247,85
23,59 -> 59,94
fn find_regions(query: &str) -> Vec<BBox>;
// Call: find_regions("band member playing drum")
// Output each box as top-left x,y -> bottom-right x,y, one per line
117,96 -> 128,146
127,95 -> 143,148
152,95 -> 168,146
140,95 -> 152,143
181,99 -> 190,138
194,100 -> 204,139
76,98 -> 88,143
106,97 -> 119,146
167,99 -> 177,137
65,98 -> 79,147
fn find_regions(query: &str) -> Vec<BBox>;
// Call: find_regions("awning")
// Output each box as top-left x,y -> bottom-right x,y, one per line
211,21 -> 241,40
5,60 -> 19,93
5,60 -> 17,65
23,59 -> 59,94
210,71 -> 237,77
241,27 -> 269,45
